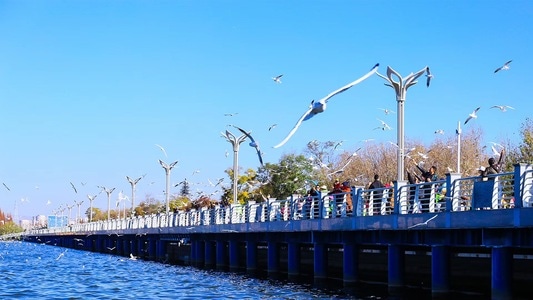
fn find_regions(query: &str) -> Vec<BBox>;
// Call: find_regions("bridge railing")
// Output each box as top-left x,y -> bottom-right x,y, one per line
16,163 -> 533,238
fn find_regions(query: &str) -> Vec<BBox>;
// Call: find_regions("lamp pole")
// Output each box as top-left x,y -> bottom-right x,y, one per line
126,176 -> 142,215
159,159 -> 178,214
100,187 -> 116,220
376,66 -> 427,181
87,194 -> 97,222
222,130 -> 247,205
456,121 -> 461,173
67,204 -> 74,225
75,200 -> 84,224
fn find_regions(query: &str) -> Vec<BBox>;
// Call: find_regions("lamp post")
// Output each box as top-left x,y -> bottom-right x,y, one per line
222,130 -> 247,204
75,200 -> 84,224
376,66 -> 427,181
456,121 -> 461,174
67,204 -> 74,225
87,194 -> 97,222
126,176 -> 142,215
159,159 -> 178,214
100,187 -> 116,220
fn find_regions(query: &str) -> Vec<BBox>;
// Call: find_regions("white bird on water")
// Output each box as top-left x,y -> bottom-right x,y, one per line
274,64 -> 379,148
464,107 -> 481,125
494,60 -> 512,73
490,105 -> 514,112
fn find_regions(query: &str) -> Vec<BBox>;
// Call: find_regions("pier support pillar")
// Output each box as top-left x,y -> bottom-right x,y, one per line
388,244 -> 405,290
492,246 -> 513,300
216,240 -> 227,270
148,238 -> 155,259
229,240 -> 239,271
204,241 -> 215,268
314,243 -> 327,279
156,240 -> 165,261
288,242 -> 301,277
196,240 -> 205,268
343,243 -> 359,283
431,245 -> 450,295
191,240 -> 198,266
267,241 -> 279,274
246,240 -> 257,272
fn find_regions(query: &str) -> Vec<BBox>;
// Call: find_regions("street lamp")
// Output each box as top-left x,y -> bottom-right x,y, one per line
100,186 -> 116,220
456,121 -> 461,174
376,66 -> 427,181
87,194 -> 97,222
126,176 -> 142,215
67,204 -> 74,225
159,159 -> 178,214
75,200 -> 84,224
222,129 -> 247,204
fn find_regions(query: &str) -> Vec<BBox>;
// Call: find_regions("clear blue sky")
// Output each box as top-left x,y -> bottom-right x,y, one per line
0,1 -> 531,220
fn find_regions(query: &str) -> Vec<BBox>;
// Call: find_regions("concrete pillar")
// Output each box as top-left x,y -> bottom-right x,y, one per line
190,240 -> 198,266
388,244 -> 404,289
267,241 -> 279,274
343,243 -> 359,283
229,240 -> 239,271
314,243 -> 327,279
246,241 -> 257,272
204,241 -> 215,268
431,245 -> 450,295
216,240 -> 227,270
288,242 -> 300,277
492,246 -> 513,300
196,240 -> 205,268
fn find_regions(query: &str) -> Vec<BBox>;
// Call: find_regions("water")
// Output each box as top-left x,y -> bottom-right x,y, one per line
0,241 -> 365,299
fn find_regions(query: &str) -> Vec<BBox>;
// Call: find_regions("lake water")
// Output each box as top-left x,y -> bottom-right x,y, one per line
1,241 -> 495,299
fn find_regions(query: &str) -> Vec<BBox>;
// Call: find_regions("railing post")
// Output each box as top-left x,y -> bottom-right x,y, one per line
515,163 -> 532,208
394,181 -> 407,214
447,173 -> 462,211
355,188 -> 364,216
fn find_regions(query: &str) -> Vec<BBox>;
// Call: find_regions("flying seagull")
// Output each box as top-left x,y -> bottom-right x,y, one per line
70,182 -> 78,194
378,108 -> 395,115
155,144 -> 167,157
224,112 -> 238,117
268,123 -> 277,131
434,129 -> 444,134
272,74 -> 283,83
425,67 -> 433,87
464,107 -> 481,125
232,125 -> 264,166
490,105 -> 514,112
2,183 -> 10,191
273,63 -> 379,148
494,60 -> 512,73
374,118 -> 392,131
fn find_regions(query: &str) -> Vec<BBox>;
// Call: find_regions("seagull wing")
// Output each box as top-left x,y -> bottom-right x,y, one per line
505,60 -> 512,66
2,183 -> 10,191
319,64 -> 378,103
273,106 -> 313,148
232,125 -> 265,166
70,182 -> 77,193
155,144 -> 167,157
490,105 -> 502,110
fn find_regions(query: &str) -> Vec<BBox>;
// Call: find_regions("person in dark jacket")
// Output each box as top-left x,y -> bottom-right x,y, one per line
368,174 -> 384,214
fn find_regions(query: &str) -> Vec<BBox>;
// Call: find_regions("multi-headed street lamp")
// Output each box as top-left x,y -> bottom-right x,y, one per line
159,160 -> 178,214
87,194 -> 97,222
126,175 -> 142,215
100,186 -> 116,220
222,130 -> 247,204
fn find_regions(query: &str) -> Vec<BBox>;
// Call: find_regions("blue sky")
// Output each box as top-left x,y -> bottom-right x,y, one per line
0,1 -> 531,220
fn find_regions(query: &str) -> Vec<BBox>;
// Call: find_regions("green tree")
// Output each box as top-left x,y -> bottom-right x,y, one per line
505,118 -> 533,170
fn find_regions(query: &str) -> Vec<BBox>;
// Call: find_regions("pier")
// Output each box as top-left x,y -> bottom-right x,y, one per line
6,163 -> 533,299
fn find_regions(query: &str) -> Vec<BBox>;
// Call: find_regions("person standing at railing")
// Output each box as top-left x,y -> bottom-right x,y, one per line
341,181 -> 353,214
483,149 -> 505,179
368,174 -> 384,215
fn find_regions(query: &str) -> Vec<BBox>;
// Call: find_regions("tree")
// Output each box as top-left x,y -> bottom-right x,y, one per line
505,118 -> 533,170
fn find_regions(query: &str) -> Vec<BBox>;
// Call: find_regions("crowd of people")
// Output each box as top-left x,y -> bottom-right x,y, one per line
300,148 -> 506,216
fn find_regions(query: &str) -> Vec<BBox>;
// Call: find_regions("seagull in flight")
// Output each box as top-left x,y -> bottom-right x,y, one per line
155,144 -> 167,157
408,214 -> 438,229
378,108 -> 395,115
494,60 -> 512,73
490,105 -> 514,112
273,64 -> 379,148
70,182 -> 78,194
374,118 -> 392,131
272,74 -> 283,83
425,67 -> 433,87
232,125 -> 264,166
224,112 -> 238,117
464,107 -> 481,125
434,129 -> 444,134
268,123 -> 277,131
2,183 -> 10,191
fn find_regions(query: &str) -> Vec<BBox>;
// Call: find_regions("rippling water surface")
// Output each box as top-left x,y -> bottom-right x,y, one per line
1,241 -> 365,299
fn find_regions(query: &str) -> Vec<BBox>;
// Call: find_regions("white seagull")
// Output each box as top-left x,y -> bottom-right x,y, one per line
70,182 -> 78,194
268,123 -> 278,131
2,183 -> 10,191
273,64 -> 379,148
272,74 -> 283,83
494,60 -> 512,73
425,67 -> 433,87
232,125 -> 264,166
434,129 -> 444,134
464,107 -> 481,125
374,118 -> 392,131
155,144 -> 167,157
490,105 -> 514,112
378,108 -> 395,115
